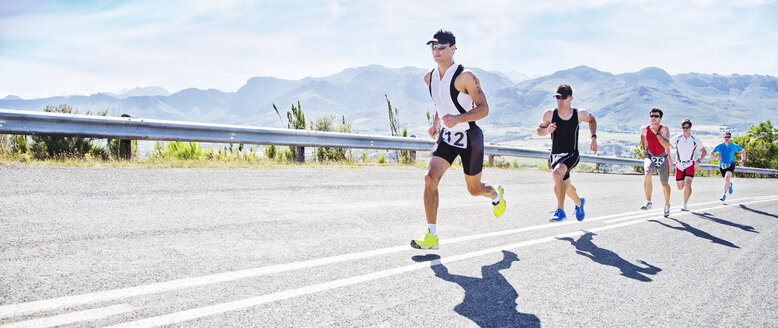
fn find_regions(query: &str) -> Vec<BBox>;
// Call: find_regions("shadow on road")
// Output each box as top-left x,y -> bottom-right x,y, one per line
412,251 -> 540,328
650,218 -> 739,248
556,232 -> 661,282
693,212 -> 758,233
738,204 -> 778,220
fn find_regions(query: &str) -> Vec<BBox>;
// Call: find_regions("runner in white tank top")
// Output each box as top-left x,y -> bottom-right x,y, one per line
411,29 -> 505,251
669,119 -> 707,211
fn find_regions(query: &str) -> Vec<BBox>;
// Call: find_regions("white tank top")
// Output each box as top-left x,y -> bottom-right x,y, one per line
430,62 -> 474,133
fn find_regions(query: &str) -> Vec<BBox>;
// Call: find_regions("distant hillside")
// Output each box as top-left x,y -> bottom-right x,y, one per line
2,65 -> 776,139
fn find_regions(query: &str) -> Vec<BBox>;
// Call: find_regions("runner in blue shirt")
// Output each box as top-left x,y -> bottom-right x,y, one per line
711,131 -> 746,201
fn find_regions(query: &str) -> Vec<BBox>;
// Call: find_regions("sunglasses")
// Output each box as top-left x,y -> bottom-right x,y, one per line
430,44 -> 449,51
682,126 -> 691,129
554,95 -> 569,100
724,136 -> 731,139
649,114 -> 661,118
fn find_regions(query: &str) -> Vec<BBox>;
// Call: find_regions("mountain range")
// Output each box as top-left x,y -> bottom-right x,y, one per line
2,65 -> 776,140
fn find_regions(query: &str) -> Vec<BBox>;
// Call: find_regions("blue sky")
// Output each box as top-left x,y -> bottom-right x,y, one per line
1,0 -> 776,98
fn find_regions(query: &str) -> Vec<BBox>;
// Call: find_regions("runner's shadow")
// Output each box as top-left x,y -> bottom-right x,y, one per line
412,251 -> 541,328
693,212 -> 758,233
739,204 -> 778,219
650,218 -> 739,248
556,232 -> 661,282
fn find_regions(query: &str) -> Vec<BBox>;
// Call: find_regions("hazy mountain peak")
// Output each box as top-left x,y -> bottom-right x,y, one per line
103,86 -> 169,99
618,67 -> 673,85
118,86 -> 169,98
3,95 -> 22,100
551,65 -> 612,81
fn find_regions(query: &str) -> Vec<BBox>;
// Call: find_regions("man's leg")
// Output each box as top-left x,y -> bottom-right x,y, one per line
412,156 -> 450,250
724,171 -> 732,195
661,182 -> 671,205
552,164 -> 568,209
644,168 -> 654,202
676,179 -> 685,190
683,176 -> 693,204
464,173 -> 498,199
564,178 -> 581,207
424,156 -> 451,225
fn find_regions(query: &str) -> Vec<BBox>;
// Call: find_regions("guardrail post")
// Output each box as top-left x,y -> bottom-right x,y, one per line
295,127 -> 305,163
410,135 -> 417,164
488,155 -> 495,167
119,114 -> 132,160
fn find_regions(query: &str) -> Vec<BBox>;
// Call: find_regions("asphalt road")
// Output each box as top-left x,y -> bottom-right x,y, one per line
1,166 -> 776,327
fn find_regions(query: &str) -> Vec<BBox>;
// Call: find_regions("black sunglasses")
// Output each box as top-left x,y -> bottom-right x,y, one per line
649,114 -> 661,118
554,95 -> 569,100
682,126 -> 691,129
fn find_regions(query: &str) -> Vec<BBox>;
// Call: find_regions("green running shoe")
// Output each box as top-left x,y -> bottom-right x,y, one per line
410,229 -> 439,250
493,185 -> 505,218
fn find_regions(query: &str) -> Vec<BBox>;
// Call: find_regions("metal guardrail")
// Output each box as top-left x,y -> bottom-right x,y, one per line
1,109 -> 776,175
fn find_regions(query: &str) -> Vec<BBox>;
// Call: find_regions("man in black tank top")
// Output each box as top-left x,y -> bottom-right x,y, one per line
536,84 -> 598,222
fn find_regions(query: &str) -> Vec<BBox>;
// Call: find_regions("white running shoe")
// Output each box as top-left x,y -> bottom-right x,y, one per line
641,201 -> 653,210
681,203 -> 688,212
663,205 -> 670,218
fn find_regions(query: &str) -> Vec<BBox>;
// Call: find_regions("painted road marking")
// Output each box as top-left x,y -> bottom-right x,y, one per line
108,212 -> 699,327
2,196 -> 776,320
2,304 -> 135,328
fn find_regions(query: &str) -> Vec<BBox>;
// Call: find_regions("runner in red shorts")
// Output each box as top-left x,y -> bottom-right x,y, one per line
670,119 -> 708,212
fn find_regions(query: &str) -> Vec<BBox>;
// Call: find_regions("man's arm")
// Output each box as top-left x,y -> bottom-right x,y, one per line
579,109 -> 598,154
640,127 -> 648,157
424,71 -> 439,138
655,126 -> 672,149
711,145 -> 721,161
537,110 -> 554,136
442,71 -> 488,128
428,111 -> 440,138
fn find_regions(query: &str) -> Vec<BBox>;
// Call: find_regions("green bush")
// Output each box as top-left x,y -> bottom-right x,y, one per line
731,120 -> 778,170
400,128 -> 411,164
264,145 -> 278,160
154,141 -> 204,160
313,115 -> 353,162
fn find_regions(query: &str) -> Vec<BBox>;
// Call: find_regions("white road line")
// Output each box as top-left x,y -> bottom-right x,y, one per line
1,196 -> 775,319
1,304 -> 135,328
603,197 -> 778,224
108,217 -> 662,327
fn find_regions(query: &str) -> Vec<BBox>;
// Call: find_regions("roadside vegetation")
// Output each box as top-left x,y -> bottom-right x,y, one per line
2,102 -> 776,176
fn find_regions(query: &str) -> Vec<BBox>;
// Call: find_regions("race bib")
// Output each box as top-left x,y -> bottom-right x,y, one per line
721,162 -> 732,169
647,155 -> 666,167
441,127 -> 467,149
677,160 -> 694,170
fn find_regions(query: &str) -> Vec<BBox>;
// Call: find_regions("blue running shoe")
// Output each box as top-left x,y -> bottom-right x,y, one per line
729,183 -> 733,195
575,198 -> 586,221
549,209 -> 567,222
720,194 -> 726,201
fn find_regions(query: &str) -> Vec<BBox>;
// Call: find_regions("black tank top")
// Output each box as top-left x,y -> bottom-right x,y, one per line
551,108 -> 579,154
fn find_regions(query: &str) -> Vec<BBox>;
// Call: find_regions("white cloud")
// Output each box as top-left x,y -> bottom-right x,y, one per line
1,0 -> 776,98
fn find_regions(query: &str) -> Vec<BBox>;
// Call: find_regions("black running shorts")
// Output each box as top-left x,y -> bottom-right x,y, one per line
549,151 -> 580,180
719,162 -> 736,176
431,125 -> 485,176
